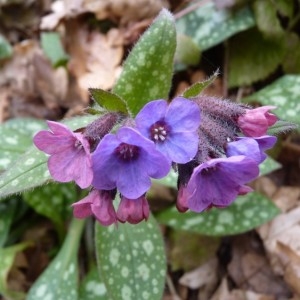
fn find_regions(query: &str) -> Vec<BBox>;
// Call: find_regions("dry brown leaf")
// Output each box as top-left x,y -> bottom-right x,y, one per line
258,207 -> 300,275
83,0 -> 169,24
228,234 -> 291,298
0,40 -> 70,119
272,186 -> 300,213
67,26 -> 124,99
179,257 -> 219,298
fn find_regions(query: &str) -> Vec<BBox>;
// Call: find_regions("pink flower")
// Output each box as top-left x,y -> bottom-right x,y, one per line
117,195 -> 149,224
237,106 -> 277,137
72,189 -> 117,226
33,121 -> 93,189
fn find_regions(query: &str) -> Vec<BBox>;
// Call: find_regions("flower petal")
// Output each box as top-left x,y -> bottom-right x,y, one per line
165,97 -> 201,132
135,100 -> 168,137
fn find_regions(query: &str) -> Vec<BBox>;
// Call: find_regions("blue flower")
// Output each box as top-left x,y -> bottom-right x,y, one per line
92,127 -> 170,199
135,97 -> 201,163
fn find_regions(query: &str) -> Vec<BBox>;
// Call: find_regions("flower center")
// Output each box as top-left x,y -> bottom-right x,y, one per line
149,121 -> 169,143
115,143 -> 140,161
74,140 -> 83,150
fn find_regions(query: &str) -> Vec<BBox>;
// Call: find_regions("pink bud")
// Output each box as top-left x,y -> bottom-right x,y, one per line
117,195 -> 149,224
176,186 -> 189,212
238,106 -> 277,137
72,189 -> 117,226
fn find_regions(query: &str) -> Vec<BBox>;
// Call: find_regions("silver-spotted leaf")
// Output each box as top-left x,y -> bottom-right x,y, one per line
156,192 -> 280,236
27,219 -> 84,300
79,267 -> 110,300
0,118 -> 45,171
95,214 -> 166,300
176,2 -> 255,51
112,9 -> 176,115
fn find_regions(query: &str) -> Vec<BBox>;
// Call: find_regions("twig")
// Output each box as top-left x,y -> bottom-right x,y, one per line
174,0 -> 212,20
166,273 -> 182,300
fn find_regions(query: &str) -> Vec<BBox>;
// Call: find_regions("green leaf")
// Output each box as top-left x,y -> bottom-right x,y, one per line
176,2 -> 255,51
0,198 -> 18,247
41,32 -> 69,68
0,118 -> 46,171
228,28 -> 285,88
175,33 -> 201,68
0,115 -> 97,199
0,242 -> 31,300
259,156 -> 281,176
79,267 -> 110,300
0,34 -> 12,60
89,88 -> 128,114
156,192 -> 280,236
252,0 -> 284,38
152,168 -> 178,189
268,120 -> 298,135
169,231 -> 219,271
23,183 -> 77,236
182,71 -> 219,98
95,214 -> 166,300
275,0 -> 294,18
112,9 -> 176,115
243,75 -> 300,127
27,218 -> 84,300
282,33 -> 300,74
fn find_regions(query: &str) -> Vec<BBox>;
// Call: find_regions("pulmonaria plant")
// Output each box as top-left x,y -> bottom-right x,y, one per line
33,92 -> 280,225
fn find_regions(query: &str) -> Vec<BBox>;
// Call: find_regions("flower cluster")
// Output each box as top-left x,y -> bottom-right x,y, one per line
33,94 -> 278,225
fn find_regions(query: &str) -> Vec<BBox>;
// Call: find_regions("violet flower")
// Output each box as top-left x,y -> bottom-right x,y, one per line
226,136 -> 277,164
72,189 -> 117,226
186,156 -> 259,212
117,195 -> 149,224
135,97 -> 201,163
92,127 -> 170,199
237,106 -> 278,137
33,121 -> 93,189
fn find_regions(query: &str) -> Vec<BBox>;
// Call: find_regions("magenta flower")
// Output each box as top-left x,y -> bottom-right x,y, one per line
117,195 -> 149,224
135,97 -> 201,163
33,121 -> 93,189
237,106 -> 278,137
92,127 -> 170,199
186,156 -> 259,212
72,189 -> 117,226
226,135 -> 277,163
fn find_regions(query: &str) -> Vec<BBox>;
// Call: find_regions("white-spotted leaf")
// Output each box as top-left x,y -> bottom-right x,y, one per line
23,183 -> 77,236
176,2 -> 255,51
0,115 -> 97,199
95,214 -> 166,300
79,267 -> 110,300
243,75 -> 300,127
112,9 -> 176,115
156,192 -> 280,236
0,118 -> 45,171
27,218 -> 85,300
